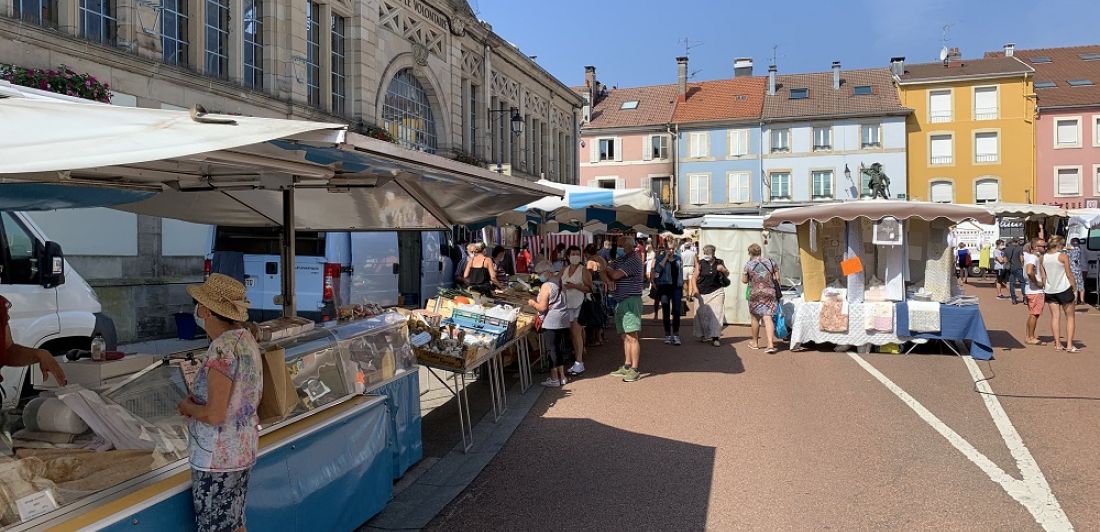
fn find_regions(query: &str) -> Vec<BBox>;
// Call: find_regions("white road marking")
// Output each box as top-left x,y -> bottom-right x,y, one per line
848,353 -> 1073,531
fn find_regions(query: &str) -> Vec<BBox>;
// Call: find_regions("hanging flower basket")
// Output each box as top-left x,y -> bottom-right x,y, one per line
0,64 -> 112,103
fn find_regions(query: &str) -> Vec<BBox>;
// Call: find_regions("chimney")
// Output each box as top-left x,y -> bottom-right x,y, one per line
1004,43 -> 1015,57
734,57 -> 753,78
677,56 -> 688,97
948,47 -> 962,60
584,65 -> 597,89
767,64 -> 777,96
890,56 -> 905,77
832,61 -> 841,90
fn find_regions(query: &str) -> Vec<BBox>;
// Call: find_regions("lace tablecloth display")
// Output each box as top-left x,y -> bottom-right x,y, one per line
789,298 -> 903,348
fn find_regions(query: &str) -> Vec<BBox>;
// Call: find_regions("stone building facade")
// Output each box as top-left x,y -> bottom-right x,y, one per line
1,0 -> 580,341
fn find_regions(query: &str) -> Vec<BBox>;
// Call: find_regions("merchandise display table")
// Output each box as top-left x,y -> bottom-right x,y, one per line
418,333 -> 533,453
788,298 -> 904,350
895,302 -> 993,360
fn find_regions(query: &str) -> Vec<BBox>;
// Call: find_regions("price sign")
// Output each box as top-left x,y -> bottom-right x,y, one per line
16,491 -> 59,521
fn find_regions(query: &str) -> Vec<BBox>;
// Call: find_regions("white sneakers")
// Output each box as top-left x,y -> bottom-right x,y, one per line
567,361 -> 585,375
665,335 -> 683,346
664,336 -> 673,344
541,377 -> 561,388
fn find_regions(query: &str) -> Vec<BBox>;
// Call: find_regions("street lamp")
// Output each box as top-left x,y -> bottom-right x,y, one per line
488,107 -> 523,173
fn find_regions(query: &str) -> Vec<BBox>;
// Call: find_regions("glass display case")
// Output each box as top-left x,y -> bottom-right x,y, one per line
0,313 -> 414,530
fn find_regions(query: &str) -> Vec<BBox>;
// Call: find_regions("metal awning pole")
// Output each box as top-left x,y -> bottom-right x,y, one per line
281,187 -> 296,318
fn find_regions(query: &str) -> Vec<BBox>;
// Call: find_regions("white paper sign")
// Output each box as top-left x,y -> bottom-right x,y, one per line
16,490 -> 59,521
410,332 -> 432,348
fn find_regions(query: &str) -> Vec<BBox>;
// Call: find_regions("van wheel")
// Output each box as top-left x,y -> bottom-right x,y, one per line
970,266 -> 984,277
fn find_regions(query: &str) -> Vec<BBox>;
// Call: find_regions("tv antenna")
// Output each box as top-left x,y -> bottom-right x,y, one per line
939,24 -> 953,63
680,37 -> 704,57
771,44 -> 779,67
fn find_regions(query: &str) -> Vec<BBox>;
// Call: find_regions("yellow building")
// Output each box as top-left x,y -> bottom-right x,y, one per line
893,52 -> 1036,204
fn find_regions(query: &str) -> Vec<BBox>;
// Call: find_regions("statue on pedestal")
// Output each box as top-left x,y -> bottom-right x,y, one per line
865,163 -> 891,199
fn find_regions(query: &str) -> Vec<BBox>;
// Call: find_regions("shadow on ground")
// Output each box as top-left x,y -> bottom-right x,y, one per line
425,395 -> 716,531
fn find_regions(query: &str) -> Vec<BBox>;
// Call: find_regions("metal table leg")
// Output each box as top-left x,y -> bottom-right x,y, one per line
518,337 -> 532,393
495,350 -> 508,415
425,366 -> 473,453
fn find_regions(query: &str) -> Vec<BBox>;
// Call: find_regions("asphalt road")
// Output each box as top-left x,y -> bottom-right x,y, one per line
425,278 -> 1100,531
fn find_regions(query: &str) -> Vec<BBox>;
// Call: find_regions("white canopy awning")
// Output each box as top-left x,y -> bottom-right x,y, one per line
1068,209 -> 1100,228
0,96 -> 560,229
976,202 -> 1067,219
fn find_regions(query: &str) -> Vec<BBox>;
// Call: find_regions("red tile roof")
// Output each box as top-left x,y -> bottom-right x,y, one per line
986,44 -> 1100,108
671,77 -> 766,124
762,68 -> 909,120
583,84 -> 678,130
897,56 -> 1033,83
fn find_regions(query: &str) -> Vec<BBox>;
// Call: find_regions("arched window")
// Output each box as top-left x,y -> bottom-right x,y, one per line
975,177 -> 1000,204
930,180 -> 954,203
383,69 -> 437,153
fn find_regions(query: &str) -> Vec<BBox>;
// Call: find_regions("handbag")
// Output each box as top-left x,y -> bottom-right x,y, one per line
534,314 -> 544,333
766,260 -> 783,301
743,283 -> 751,300
578,298 -> 600,327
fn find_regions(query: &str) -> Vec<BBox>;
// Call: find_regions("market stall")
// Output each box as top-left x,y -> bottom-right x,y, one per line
682,215 -> 799,325
0,93 -> 560,529
764,201 -> 995,360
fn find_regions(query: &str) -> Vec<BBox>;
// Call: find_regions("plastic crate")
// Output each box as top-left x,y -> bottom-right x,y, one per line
450,308 -> 484,329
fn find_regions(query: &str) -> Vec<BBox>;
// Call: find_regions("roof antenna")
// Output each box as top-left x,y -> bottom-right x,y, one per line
771,44 -> 779,67
680,37 -> 705,79
939,24 -> 952,65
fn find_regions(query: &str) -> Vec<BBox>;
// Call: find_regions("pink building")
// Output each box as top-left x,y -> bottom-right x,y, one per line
1005,46 -> 1100,207
578,67 -> 676,205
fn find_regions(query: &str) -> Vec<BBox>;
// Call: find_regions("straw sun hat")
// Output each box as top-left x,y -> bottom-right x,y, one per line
187,273 -> 251,322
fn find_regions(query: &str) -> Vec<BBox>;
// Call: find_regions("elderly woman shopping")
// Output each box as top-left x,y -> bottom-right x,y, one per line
742,243 -> 780,353
178,273 -> 263,532
692,245 -> 729,347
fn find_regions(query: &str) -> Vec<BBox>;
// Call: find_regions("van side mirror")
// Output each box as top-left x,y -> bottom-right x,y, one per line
39,241 -> 65,288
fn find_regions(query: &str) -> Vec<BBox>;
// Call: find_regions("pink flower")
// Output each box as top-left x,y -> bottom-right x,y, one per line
84,80 -> 92,87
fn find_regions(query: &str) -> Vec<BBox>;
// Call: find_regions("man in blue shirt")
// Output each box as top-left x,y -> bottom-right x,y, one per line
607,236 -> 645,382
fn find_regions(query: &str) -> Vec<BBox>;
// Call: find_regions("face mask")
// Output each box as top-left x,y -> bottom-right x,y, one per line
615,249 -> 626,259
701,254 -> 713,261
538,273 -> 549,282
194,304 -> 206,331
569,256 -> 582,265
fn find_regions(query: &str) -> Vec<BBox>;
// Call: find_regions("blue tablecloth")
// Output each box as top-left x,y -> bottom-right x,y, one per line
895,302 -> 993,360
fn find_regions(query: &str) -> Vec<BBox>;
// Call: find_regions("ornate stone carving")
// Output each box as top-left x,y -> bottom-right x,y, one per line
412,43 -> 430,66
491,71 -> 520,103
460,48 -> 483,78
379,0 -> 447,58
449,16 -> 466,36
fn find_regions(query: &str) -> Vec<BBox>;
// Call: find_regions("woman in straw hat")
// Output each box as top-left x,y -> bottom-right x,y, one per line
177,273 -> 262,532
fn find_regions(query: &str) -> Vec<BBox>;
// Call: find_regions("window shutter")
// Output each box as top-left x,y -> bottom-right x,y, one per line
931,135 -> 952,158
975,133 -> 998,160
930,182 -> 953,203
590,141 -> 599,163
974,87 -> 997,117
613,138 -> 623,162
643,136 -> 653,161
689,175 -> 699,204
702,133 -> 710,157
1057,169 -> 1080,195
975,180 -> 999,202
929,90 -> 952,121
1057,121 -> 1079,145
700,175 -> 709,204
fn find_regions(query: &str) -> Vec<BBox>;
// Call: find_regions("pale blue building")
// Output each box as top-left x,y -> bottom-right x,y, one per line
760,64 -> 911,205
671,71 -> 767,214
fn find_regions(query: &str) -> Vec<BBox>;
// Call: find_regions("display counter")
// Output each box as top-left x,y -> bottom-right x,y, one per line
2,313 -> 420,531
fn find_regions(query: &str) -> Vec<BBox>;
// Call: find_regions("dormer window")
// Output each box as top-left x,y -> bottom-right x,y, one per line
853,85 -> 873,96
620,100 -> 639,110
789,88 -> 809,99
1030,56 -> 1052,64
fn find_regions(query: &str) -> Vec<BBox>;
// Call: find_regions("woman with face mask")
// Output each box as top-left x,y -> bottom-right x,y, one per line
561,245 -> 593,375
178,274 -> 261,532
691,245 -> 729,347
528,261 -> 572,387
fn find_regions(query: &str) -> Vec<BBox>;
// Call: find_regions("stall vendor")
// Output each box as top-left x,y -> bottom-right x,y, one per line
0,296 -> 67,387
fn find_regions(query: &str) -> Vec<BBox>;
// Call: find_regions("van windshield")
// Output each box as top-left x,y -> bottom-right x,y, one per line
1088,229 -> 1100,251
214,227 -> 326,256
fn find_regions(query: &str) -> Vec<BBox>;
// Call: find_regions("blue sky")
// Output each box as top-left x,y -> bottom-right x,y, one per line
470,0 -> 1100,88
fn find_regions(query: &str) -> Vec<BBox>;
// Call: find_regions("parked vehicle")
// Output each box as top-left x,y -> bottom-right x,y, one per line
953,220 -> 1000,277
1,212 -> 118,407
207,228 -> 456,321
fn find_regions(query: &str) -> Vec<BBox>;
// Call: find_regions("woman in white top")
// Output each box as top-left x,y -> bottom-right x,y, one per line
1040,236 -> 1077,352
562,245 -> 593,375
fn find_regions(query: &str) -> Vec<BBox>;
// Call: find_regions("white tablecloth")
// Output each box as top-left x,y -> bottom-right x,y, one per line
788,298 -> 903,348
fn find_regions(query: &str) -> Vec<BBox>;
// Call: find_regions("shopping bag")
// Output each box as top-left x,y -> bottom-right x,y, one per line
578,299 -> 601,327
773,309 -> 789,340
258,347 -> 299,423
743,284 -> 751,300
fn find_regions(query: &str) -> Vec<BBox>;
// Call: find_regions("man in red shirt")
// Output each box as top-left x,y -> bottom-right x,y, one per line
1,296 -> 67,386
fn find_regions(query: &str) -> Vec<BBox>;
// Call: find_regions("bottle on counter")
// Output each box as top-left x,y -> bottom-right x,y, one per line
90,333 -> 106,361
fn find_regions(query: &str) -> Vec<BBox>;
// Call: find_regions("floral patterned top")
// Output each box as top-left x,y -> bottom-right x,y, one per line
188,328 -> 262,472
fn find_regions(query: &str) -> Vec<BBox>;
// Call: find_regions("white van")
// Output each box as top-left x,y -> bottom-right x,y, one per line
0,212 -> 117,407
207,228 -> 456,321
